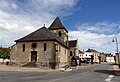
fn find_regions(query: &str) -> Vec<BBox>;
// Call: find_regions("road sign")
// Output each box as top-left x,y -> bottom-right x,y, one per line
45,51 -> 50,58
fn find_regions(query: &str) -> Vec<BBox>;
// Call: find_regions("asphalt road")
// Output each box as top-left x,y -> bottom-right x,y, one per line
0,63 -> 120,82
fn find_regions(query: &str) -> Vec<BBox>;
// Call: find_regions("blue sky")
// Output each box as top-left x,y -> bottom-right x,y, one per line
64,0 -> 120,31
0,0 -> 120,54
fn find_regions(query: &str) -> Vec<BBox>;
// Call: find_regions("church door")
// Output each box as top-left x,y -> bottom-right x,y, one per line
31,51 -> 37,63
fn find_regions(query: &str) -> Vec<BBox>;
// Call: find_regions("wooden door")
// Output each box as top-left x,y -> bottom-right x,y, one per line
31,51 -> 37,63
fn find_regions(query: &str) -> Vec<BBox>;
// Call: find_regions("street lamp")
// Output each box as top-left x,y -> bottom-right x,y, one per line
112,37 -> 120,68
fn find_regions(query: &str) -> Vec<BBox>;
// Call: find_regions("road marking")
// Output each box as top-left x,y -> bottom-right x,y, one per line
105,75 -> 114,82
49,79 -> 60,82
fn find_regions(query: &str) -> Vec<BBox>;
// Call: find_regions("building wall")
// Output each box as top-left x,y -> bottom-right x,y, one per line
15,41 -> 55,64
83,52 -> 92,59
54,42 -> 69,67
13,41 -> 68,67
69,47 -> 75,56
84,52 -> 100,63
100,53 -> 106,62
92,52 -> 100,63
106,57 -> 115,62
69,47 -> 79,57
50,29 -> 68,45
79,53 -> 84,59
10,44 -> 17,62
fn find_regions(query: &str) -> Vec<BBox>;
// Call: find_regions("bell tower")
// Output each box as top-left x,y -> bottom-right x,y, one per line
48,17 -> 68,46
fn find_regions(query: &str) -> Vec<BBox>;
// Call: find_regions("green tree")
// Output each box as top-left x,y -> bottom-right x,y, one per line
0,49 -> 10,63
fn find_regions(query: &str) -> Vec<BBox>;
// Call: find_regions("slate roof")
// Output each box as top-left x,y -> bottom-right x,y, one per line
48,17 -> 68,33
69,40 -> 77,47
86,48 -> 99,53
15,27 -> 68,48
79,50 -> 84,54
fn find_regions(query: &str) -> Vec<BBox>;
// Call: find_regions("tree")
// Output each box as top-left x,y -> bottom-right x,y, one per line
0,49 -> 10,64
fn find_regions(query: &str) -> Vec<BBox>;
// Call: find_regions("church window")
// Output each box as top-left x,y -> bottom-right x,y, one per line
23,44 -> 25,52
44,43 -> 47,51
58,31 -> 61,37
70,51 -> 72,56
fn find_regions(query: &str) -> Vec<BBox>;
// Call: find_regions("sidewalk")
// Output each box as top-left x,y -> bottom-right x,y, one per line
0,64 -> 58,72
70,63 -> 98,70
113,65 -> 120,76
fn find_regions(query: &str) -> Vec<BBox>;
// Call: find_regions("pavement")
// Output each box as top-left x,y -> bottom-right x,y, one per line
0,63 -> 93,72
113,64 -> 120,76
0,64 -> 58,72
0,63 -> 110,73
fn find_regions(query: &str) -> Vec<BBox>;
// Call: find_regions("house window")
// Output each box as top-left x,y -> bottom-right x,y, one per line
70,51 -> 72,56
23,44 -> 25,52
58,31 -> 61,37
44,43 -> 47,51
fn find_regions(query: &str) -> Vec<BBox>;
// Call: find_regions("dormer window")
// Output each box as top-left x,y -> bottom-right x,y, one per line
58,31 -> 61,37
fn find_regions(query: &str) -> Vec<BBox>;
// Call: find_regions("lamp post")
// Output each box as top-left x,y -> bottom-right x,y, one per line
112,37 -> 120,68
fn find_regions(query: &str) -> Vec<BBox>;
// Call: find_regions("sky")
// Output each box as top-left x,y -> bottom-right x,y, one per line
0,0 -> 120,54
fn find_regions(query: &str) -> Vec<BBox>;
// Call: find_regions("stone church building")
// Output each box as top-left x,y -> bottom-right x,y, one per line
11,17 -> 71,69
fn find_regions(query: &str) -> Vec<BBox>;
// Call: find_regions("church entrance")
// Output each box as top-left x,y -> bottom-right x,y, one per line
31,51 -> 37,63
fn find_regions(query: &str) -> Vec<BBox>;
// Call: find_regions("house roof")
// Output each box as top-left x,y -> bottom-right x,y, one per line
86,48 -> 99,53
48,17 -> 68,33
69,40 -> 77,47
79,50 -> 84,54
15,27 -> 68,48
103,53 -> 113,57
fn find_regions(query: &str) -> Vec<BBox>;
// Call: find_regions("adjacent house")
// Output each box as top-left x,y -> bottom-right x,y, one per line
85,48 -> 100,63
83,51 -> 93,62
11,17 -> 69,69
69,40 -> 79,57
68,40 -> 79,66
104,53 -> 115,62
79,50 -> 84,61
100,52 -> 106,62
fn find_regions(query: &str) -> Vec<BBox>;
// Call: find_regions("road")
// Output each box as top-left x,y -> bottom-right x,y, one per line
0,63 -> 119,82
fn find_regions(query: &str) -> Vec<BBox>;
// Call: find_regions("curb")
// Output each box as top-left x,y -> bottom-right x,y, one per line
113,69 -> 120,76
113,65 -> 120,76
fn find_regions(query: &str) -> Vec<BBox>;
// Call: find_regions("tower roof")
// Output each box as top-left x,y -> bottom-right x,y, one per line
48,17 -> 68,33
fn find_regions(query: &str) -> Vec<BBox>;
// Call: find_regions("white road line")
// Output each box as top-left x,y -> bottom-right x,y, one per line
49,79 -> 60,82
105,75 -> 114,82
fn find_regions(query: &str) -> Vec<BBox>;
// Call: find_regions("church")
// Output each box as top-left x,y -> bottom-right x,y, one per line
10,17 -> 79,69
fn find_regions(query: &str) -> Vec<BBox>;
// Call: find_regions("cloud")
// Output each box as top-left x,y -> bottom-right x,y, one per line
78,22 -> 120,35
0,0 -> 78,47
0,0 -> 18,10
69,22 -> 120,53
